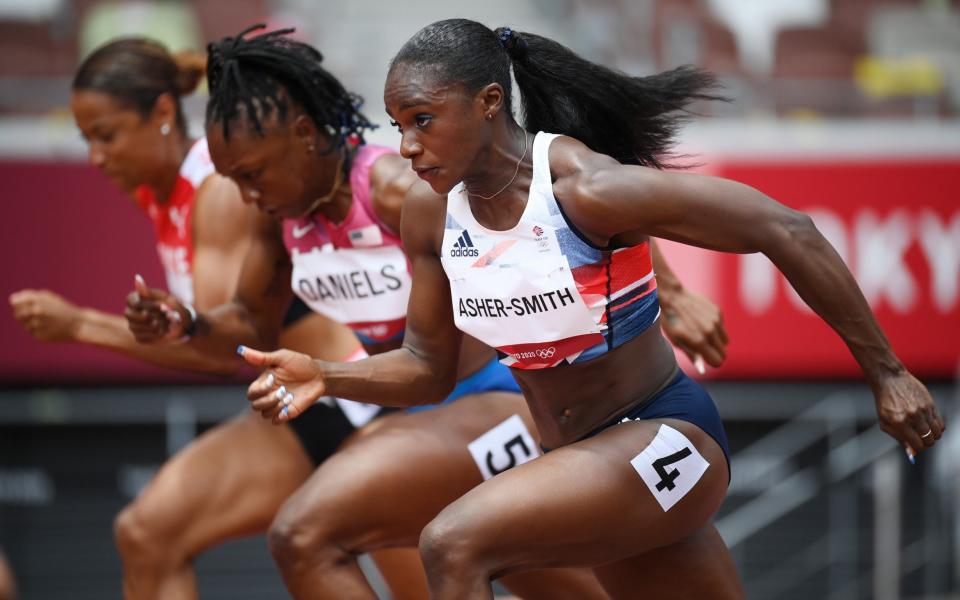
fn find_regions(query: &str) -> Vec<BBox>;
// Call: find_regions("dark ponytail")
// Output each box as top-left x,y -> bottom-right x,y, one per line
73,38 -> 203,134
391,19 -> 723,169
206,24 -> 375,151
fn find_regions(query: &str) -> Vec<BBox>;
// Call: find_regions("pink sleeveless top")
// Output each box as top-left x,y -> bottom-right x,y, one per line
282,145 -> 410,344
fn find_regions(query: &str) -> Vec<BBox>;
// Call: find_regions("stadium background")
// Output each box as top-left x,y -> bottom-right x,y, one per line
0,0 -> 958,598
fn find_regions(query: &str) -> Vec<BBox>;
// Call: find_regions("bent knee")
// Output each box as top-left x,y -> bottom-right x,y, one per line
268,509 -> 345,568
419,510 -> 487,577
114,502 -> 172,562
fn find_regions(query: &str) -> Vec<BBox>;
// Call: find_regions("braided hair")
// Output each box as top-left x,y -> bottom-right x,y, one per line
391,19 -> 723,169
206,24 -> 375,153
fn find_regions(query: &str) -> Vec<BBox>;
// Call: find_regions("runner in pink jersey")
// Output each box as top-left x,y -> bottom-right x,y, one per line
8,38 -> 425,600
282,144 -> 409,347
129,26 -> 730,600
128,27 -> 601,598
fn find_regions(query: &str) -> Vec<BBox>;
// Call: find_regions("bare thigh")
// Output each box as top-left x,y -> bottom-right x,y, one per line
594,524 -> 743,599
123,410 -> 313,555
422,418 -> 732,588
273,391 -> 529,550
273,392 -> 610,599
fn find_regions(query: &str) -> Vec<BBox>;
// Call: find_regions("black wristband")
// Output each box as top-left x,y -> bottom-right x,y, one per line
181,303 -> 198,338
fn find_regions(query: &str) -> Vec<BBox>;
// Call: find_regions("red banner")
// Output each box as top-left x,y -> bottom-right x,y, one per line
2,158 -> 957,383
0,161 -> 216,385
661,158 -> 959,379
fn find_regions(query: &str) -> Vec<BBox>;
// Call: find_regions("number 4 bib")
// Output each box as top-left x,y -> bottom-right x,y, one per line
630,424 -> 710,512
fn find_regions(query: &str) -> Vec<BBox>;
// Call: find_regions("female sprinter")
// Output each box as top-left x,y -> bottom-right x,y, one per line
8,38 -> 425,600
128,25 -> 728,600
240,19 -> 944,599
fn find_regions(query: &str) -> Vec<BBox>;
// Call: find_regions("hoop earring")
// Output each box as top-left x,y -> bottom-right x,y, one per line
160,123 -> 171,136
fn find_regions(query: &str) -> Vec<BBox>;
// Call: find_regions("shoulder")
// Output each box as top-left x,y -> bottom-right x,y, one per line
547,134 -> 622,191
368,152 -> 415,229
368,151 -> 410,191
400,180 -> 447,254
194,173 -> 242,217
192,174 -> 256,246
403,179 -> 447,216
547,134 -> 662,243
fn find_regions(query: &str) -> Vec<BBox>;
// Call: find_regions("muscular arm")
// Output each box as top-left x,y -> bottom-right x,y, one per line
369,153 -> 417,233
650,239 -> 728,368
186,212 -> 294,360
9,289 -> 239,375
649,240 -> 680,297
550,136 -> 942,452
242,180 -> 464,420
553,138 -> 898,384
173,153 -> 412,363
322,180 -> 462,405
190,175 -> 257,311
77,306 -> 238,374
126,175 -> 296,363
10,175 -> 257,376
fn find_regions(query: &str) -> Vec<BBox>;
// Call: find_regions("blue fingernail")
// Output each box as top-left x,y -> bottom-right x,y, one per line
236,345 -> 245,356
905,449 -> 915,465
280,406 -> 289,419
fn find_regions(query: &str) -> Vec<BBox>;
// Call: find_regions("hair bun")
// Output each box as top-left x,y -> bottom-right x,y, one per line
494,26 -> 529,61
172,50 -> 207,95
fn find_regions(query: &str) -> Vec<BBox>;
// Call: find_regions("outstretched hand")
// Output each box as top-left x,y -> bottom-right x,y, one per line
660,287 -> 728,374
874,371 -> 945,460
239,345 -> 328,424
125,275 -> 187,342
9,289 -> 82,342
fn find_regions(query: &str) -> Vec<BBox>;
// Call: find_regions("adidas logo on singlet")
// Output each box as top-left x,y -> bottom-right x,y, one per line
450,230 -> 479,257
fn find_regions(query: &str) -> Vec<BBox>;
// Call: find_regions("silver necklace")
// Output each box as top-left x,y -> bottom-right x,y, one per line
468,130 -> 529,200
302,151 -> 346,216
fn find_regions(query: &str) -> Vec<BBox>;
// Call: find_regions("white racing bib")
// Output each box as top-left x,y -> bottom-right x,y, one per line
312,395 -> 379,428
467,414 -> 541,480
290,244 -> 411,328
442,228 -> 604,368
333,397 -> 380,428
630,424 -> 710,512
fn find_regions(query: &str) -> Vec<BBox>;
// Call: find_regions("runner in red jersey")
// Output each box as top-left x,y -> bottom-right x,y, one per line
134,135 -> 209,306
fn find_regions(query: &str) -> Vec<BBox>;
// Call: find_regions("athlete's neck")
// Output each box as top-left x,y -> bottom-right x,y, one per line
151,134 -> 194,205
315,185 -> 353,224
309,146 -> 355,224
462,122 -> 530,201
